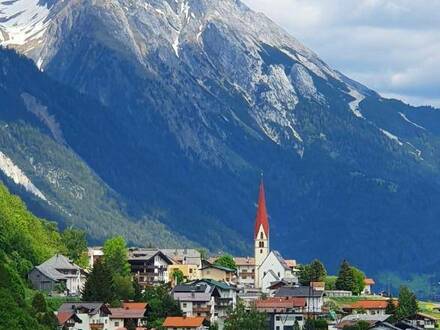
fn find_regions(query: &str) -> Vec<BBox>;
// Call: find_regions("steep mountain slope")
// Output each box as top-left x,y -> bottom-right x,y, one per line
2,0 -> 440,275
0,48 -> 193,248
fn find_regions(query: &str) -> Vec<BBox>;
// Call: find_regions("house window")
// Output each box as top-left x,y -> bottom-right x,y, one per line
189,269 -> 193,273
183,303 -> 187,308
242,275 -> 247,279
115,321 -> 119,326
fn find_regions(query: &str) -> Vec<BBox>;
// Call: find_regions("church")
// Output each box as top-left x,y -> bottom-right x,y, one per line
252,179 -> 298,292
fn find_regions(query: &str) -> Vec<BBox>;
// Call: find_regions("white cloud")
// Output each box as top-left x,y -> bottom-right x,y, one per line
243,0 -> 440,107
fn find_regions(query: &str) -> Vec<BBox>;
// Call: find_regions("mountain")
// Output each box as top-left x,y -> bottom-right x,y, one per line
2,0 -> 440,276
0,48 -> 193,248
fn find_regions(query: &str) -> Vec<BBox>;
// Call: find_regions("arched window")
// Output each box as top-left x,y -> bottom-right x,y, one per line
260,249 -> 263,254
260,232 -> 264,239
259,241 -> 264,248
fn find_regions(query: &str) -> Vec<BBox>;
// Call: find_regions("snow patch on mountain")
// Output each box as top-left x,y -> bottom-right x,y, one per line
380,128 -> 403,146
348,88 -> 365,118
0,0 -> 51,47
0,150 -> 47,200
399,112 -> 426,130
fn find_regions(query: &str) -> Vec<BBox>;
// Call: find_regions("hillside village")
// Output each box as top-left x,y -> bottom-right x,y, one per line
27,181 -> 440,330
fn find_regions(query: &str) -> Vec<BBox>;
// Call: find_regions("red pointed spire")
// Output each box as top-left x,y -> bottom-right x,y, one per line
254,178 -> 269,239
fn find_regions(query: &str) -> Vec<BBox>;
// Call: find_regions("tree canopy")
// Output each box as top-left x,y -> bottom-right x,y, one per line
61,227 -> 88,267
103,236 -> 131,277
335,260 -> 365,295
298,259 -> 327,285
214,254 -> 236,270
396,286 -> 418,320
224,302 -> 267,330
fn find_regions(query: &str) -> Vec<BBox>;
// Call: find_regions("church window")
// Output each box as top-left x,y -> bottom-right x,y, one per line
260,249 -> 263,254
260,232 -> 264,239
259,241 -> 264,248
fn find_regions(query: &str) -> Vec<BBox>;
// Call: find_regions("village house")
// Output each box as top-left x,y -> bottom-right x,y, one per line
108,302 -> 148,329
28,254 -> 85,295
363,278 -> 376,295
336,314 -> 393,329
87,247 -> 104,269
404,312 -> 439,329
162,316 -> 208,330
57,311 -> 82,330
200,263 -> 236,284
171,282 -> 220,323
191,279 -> 237,319
255,297 -> 307,330
168,264 -> 201,284
161,249 -> 202,268
274,286 -> 325,313
57,302 -> 112,330
233,257 -> 256,288
128,249 -> 174,287
343,300 -> 395,316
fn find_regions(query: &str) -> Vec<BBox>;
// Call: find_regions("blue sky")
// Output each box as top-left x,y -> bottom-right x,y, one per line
243,0 -> 440,108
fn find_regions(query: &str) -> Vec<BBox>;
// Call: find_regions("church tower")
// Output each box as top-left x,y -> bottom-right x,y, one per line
254,178 -> 269,288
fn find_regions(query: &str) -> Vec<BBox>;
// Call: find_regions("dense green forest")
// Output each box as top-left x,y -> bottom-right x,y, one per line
0,182 -> 65,330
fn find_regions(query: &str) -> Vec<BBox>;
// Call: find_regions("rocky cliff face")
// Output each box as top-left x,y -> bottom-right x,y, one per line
2,0 -> 440,275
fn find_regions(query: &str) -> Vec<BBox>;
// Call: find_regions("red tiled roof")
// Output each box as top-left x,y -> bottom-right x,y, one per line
122,302 -> 148,310
364,278 -> 375,285
286,260 -> 297,268
255,297 -> 307,309
348,300 -> 392,310
163,316 -> 205,327
254,179 -> 269,239
57,312 -> 74,325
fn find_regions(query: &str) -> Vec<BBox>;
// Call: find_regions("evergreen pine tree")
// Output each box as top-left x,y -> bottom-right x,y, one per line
385,298 -> 397,315
82,258 -> 115,303
396,286 -> 418,320
335,260 -> 355,292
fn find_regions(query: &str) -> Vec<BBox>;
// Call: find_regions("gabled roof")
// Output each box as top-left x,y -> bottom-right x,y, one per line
122,302 -> 148,310
57,312 -> 82,325
109,308 -> 146,319
34,254 -> 81,281
201,264 -> 236,273
163,316 -> 205,327
346,300 -> 393,310
364,278 -> 375,285
234,257 -> 255,266
272,251 -> 290,270
274,286 -> 324,298
128,249 -> 174,264
58,302 -> 111,316
255,297 -> 307,310
191,279 -> 236,291
254,179 -> 269,239
336,315 -> 392,329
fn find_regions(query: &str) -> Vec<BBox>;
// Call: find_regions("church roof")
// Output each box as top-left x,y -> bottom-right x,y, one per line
254,179 -> 269,239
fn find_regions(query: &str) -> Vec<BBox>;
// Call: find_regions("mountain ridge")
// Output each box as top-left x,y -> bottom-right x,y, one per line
1,0 -> 440,276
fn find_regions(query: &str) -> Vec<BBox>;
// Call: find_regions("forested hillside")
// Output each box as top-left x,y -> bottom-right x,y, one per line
0,183 -> 65,330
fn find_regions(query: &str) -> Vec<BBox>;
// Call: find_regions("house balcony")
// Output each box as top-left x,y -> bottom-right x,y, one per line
193,306 -> 212,313
90,323 -> 104,330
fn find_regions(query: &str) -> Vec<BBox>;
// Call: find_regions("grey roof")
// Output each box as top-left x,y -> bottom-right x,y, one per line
274,286 -> 324,298
341,315 -> 391,323
128,249 -> 173,264
272,251 -> 290,270
59,303 -> 111,316
161,249 -> 201,263
35,254 -> 80,281
172,283 -> 220,302
264,269 -> 280,282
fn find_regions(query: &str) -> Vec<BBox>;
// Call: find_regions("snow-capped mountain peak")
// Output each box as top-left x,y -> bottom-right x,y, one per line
0,0 -> 52,48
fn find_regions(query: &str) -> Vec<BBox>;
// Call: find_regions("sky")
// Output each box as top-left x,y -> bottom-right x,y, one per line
243,0 -> 440,108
